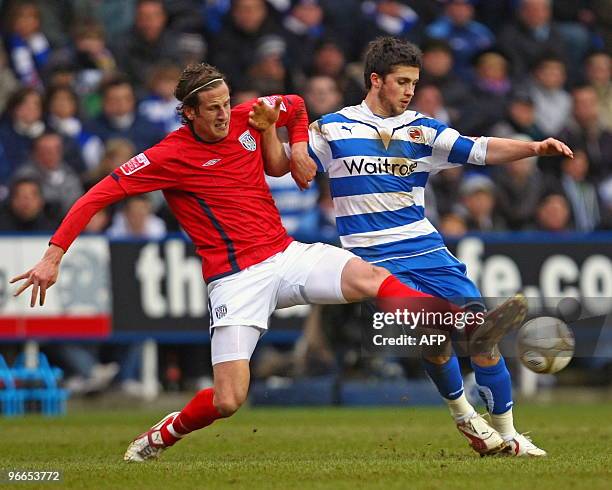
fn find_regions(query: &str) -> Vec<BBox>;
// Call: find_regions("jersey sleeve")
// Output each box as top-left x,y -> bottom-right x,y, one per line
428,121 -> 489,171
273,95 -> 309,145
111,137 -> 182,195
307,119 -> 333,172
50,175 -> 126,252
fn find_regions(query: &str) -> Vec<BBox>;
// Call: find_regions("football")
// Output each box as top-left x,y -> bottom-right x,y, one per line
517,316 -> 575,374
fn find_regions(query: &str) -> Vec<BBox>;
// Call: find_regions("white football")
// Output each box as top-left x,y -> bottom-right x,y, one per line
516,316 -> 575,374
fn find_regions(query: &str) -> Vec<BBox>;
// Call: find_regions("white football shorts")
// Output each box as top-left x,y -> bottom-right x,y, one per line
207,241 -> 356,330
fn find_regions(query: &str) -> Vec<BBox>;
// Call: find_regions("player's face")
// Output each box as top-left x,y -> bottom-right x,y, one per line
377,65 -> 419,117
190,83 -> 232,142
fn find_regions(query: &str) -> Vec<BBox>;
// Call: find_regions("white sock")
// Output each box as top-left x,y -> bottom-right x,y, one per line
445,393 -> 476,423
490,408 -> 517,440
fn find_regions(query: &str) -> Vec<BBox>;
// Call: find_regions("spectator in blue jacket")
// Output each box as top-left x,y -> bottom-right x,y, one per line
87,76 -> 165,153
0,87 -> 45,187
426,0 -> 494,79
3,1 -> 51,89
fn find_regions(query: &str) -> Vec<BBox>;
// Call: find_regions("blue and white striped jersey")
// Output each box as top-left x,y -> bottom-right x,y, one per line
307,101 -> 488,267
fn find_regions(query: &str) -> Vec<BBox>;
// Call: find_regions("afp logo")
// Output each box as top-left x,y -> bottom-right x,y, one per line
239,130 -> 257,151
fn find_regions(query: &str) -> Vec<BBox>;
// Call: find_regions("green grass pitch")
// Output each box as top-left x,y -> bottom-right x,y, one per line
0,403 -> 610,489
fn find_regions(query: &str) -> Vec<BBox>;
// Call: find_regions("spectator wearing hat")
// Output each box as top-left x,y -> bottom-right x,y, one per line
456,174 -> 506,231
558,85 -> 612,181
0,176 -> 55,231
497,0 -> 568,79
426,0 -> 494,80
246,35 -> 294,94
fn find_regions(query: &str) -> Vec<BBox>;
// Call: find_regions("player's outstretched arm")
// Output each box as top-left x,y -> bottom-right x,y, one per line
485,136 -> 573,165
10,175 -> 126,307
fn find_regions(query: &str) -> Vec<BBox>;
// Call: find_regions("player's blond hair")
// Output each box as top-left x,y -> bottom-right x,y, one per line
175,63 -> 226,124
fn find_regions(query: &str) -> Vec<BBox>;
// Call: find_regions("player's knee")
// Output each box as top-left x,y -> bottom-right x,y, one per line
342,259 -> 390,300
214,392 -> 245,417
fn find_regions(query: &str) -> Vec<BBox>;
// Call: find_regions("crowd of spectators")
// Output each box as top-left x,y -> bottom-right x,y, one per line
0,0 -> 611,243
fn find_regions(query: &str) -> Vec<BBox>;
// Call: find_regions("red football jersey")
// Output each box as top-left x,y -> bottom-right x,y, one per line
51,95 -> 309,282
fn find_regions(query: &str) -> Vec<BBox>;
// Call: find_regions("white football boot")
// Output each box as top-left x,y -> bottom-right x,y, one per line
502,432 -> 547,457
124,411 -> 180,462
456,413 -> 508,456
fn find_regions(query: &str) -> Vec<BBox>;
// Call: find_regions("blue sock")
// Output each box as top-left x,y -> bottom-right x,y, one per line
422,356 -> 464,400
472,356 -> 513,414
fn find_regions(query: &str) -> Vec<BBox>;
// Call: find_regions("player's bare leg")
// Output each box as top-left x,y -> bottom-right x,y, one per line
124,359 -> 249,462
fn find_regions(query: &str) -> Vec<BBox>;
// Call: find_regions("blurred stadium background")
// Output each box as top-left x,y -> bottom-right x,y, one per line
0,0 -> 611,477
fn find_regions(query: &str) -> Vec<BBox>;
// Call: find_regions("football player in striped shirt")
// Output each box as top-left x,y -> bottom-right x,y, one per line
300,37 -> 573,457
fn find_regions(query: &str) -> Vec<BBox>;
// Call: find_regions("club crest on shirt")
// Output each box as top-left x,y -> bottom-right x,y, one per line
120,153 -> 151,175
407,126 -> 425,144
215,304 -> 228,319
239,130 -> 257,151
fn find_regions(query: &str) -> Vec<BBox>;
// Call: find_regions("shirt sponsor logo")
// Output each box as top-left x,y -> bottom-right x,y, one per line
215,304 -> 228,319
407,126 -> 425,143
120,153 -> 151,176
342,158 -> 418,177
202,158 -> 221,167
239,130 -> 257,152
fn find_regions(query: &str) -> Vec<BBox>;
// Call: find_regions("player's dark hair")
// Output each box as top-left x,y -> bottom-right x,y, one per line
363,37 -> 422,90
175,63 -> 226,124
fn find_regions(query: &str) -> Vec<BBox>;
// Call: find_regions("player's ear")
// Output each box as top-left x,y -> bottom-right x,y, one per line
184,106 -> 196,121
370,72 -> 382,89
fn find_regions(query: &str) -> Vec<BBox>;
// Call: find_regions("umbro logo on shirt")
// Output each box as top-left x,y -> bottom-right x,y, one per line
202,158 -> 221,167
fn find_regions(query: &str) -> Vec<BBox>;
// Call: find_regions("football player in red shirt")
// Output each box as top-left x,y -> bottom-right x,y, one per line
11,63 -> 517,462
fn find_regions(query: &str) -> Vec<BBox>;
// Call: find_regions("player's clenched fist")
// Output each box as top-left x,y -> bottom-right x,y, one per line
290,142 -> 317,190
10,244 -> 64,307
248,97 -> 282,132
